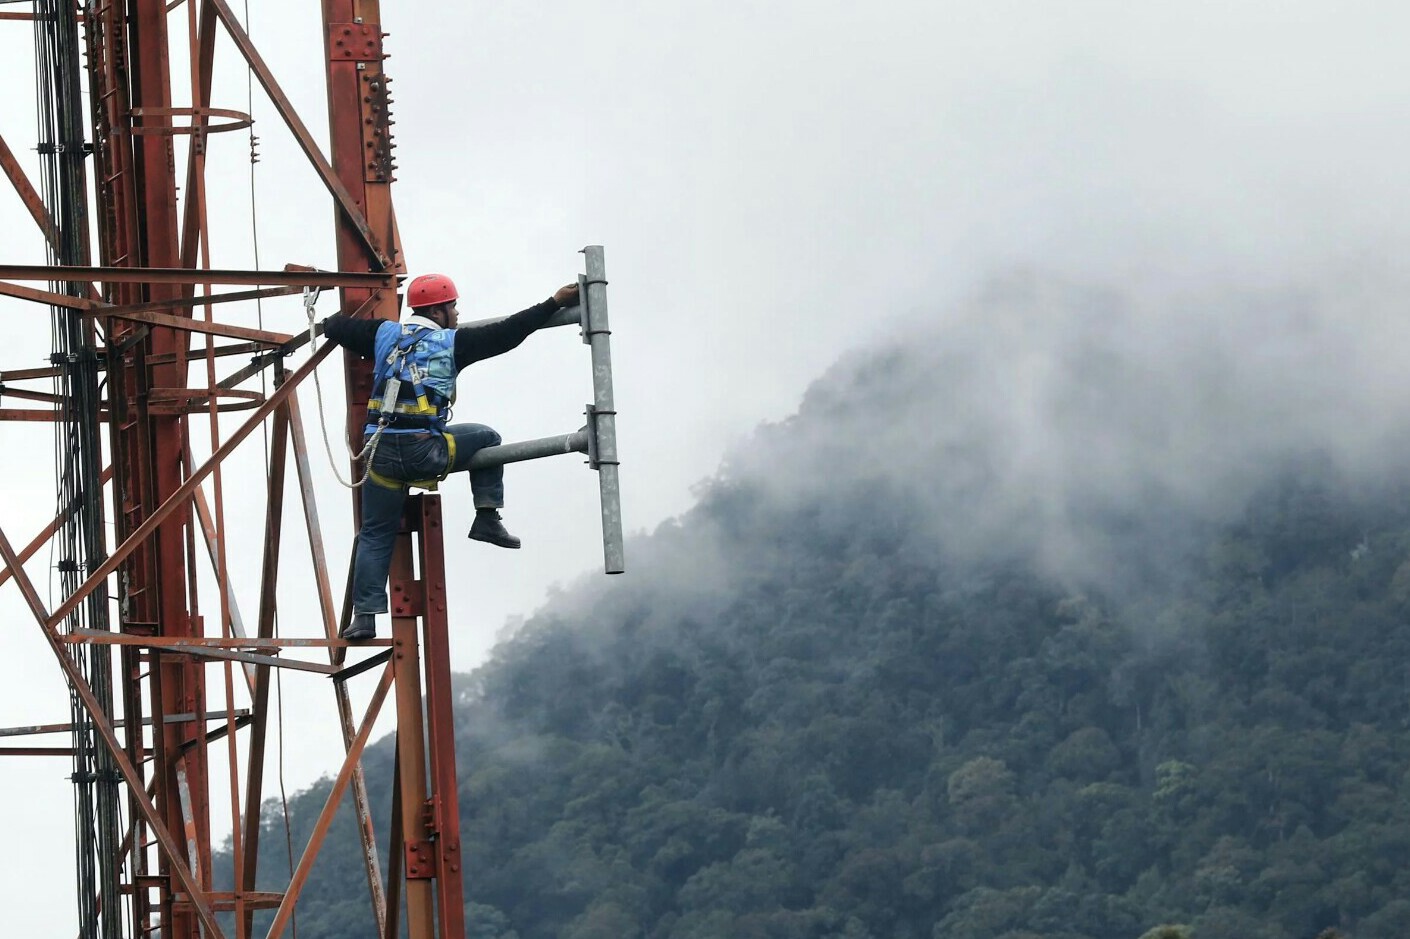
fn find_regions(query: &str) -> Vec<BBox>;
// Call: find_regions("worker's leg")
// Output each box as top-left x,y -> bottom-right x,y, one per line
443,423 -> 520,548
344,433 -> 448,640
352,473 -> 407,615
443,422 -> 504,507
350,431 -> 447,612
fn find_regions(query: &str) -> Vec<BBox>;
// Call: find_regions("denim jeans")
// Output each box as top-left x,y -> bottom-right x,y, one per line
352,423 -> 504,614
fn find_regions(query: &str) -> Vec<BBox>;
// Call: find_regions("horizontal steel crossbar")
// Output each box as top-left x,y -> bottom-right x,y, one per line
62,630 -> 390,649
0,709 -> 253,738
0,264 -> 394,288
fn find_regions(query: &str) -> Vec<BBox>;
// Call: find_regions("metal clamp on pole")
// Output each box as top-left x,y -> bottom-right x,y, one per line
585,407 -> 600,469
580,245 -> 624,574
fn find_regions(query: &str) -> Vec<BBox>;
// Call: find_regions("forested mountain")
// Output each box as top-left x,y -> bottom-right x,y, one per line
226,277 -> 1410,939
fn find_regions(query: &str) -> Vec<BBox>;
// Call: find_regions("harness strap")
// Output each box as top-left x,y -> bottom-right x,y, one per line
443,430 -> 457,470
367,396 -> 440,416
376,324 -> 442,417
367,468 -> 408,492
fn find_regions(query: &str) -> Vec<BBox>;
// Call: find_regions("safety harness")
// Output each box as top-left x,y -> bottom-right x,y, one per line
364,323 -> 458,492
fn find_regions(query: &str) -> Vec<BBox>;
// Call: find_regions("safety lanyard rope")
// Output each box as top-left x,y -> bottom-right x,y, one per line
305,287 -> 385,489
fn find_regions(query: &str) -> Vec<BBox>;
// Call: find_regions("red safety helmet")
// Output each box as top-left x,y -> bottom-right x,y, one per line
407,273 -> 459,308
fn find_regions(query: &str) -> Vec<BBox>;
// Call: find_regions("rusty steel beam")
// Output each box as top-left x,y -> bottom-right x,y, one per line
331,648 -> 393,683
178,0 -> 218,274
319,0 -> 405,501
0,132 -> 104,302
154,646 -> 343,676
1,722 -> 88,738
61,631 -> 387,649
0,711 -> 252,738
192,486 -> 253,687
175,714 -> 255,756
84,3 -> 163,929
0,407 -> 108,422
239,400 -> 288,934
263,661 -> 395,939
41,290 -> 375,635
0,364 -> 68,380
197,339 -> 291,365
217,330 -> 314,390
42,333 -> 342,632
0,525 -> 229,939
100,285 -> 303,317
93,306 -> 293,344
390,549 -> 436,937
311,6 -> 433,934
416,496 -> 467,935
0,279 -> 101,310
4,0 -> 436,932
2,338 -> 310,393
0,130 -> 60,250
207,0 -> 390,269
175,892 -> 284,912
0,386 -> 65,404
0,747 -> 76,756
381,740 -> 404,939
0,263 -> 392,288
119,35 -> 190,867
287,392 -> 389,931
288,395 -> 342,647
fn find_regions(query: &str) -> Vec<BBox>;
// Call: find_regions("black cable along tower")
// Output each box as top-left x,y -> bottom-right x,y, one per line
33,2 -> 124,937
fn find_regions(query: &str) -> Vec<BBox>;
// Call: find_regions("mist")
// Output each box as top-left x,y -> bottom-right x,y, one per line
713,265 -> 1410,592
527,258 -> 1410,644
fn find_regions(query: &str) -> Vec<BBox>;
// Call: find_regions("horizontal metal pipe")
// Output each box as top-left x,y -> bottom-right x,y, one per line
542,304 -> 583,330
466,431 -> 588,469
458,302 -> 583,333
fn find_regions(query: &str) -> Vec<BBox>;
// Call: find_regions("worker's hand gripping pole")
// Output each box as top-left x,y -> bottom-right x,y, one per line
580,246 -> 624,574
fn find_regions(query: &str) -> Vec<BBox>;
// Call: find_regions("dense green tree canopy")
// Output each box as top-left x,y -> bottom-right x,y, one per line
218,312 -> 1410,938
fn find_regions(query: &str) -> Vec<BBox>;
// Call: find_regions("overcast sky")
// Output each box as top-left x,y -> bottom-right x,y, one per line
5,1 -> 1410,933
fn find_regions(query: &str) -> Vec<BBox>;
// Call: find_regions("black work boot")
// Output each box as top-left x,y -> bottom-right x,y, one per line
341,612 -> 377,641
469,508 -> 522,549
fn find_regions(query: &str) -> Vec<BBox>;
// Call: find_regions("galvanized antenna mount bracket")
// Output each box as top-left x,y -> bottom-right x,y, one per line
462,245 -> 624,574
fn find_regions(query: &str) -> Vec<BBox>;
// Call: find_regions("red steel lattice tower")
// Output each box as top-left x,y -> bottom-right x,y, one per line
0,2 -> 621,937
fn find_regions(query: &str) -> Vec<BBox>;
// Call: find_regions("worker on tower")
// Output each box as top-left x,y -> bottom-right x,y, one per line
323,273 -> 581,641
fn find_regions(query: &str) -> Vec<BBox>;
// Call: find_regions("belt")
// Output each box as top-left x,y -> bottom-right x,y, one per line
365,411 -> 443,430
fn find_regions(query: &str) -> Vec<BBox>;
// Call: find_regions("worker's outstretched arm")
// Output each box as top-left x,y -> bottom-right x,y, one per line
321,313 -> 381,358
453,283 -> 579,368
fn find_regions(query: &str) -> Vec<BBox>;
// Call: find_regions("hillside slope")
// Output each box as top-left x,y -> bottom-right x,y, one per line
230,277 -> 1410,939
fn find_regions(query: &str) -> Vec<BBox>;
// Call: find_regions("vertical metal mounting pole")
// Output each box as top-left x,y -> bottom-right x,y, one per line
580,245 -> 624,574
